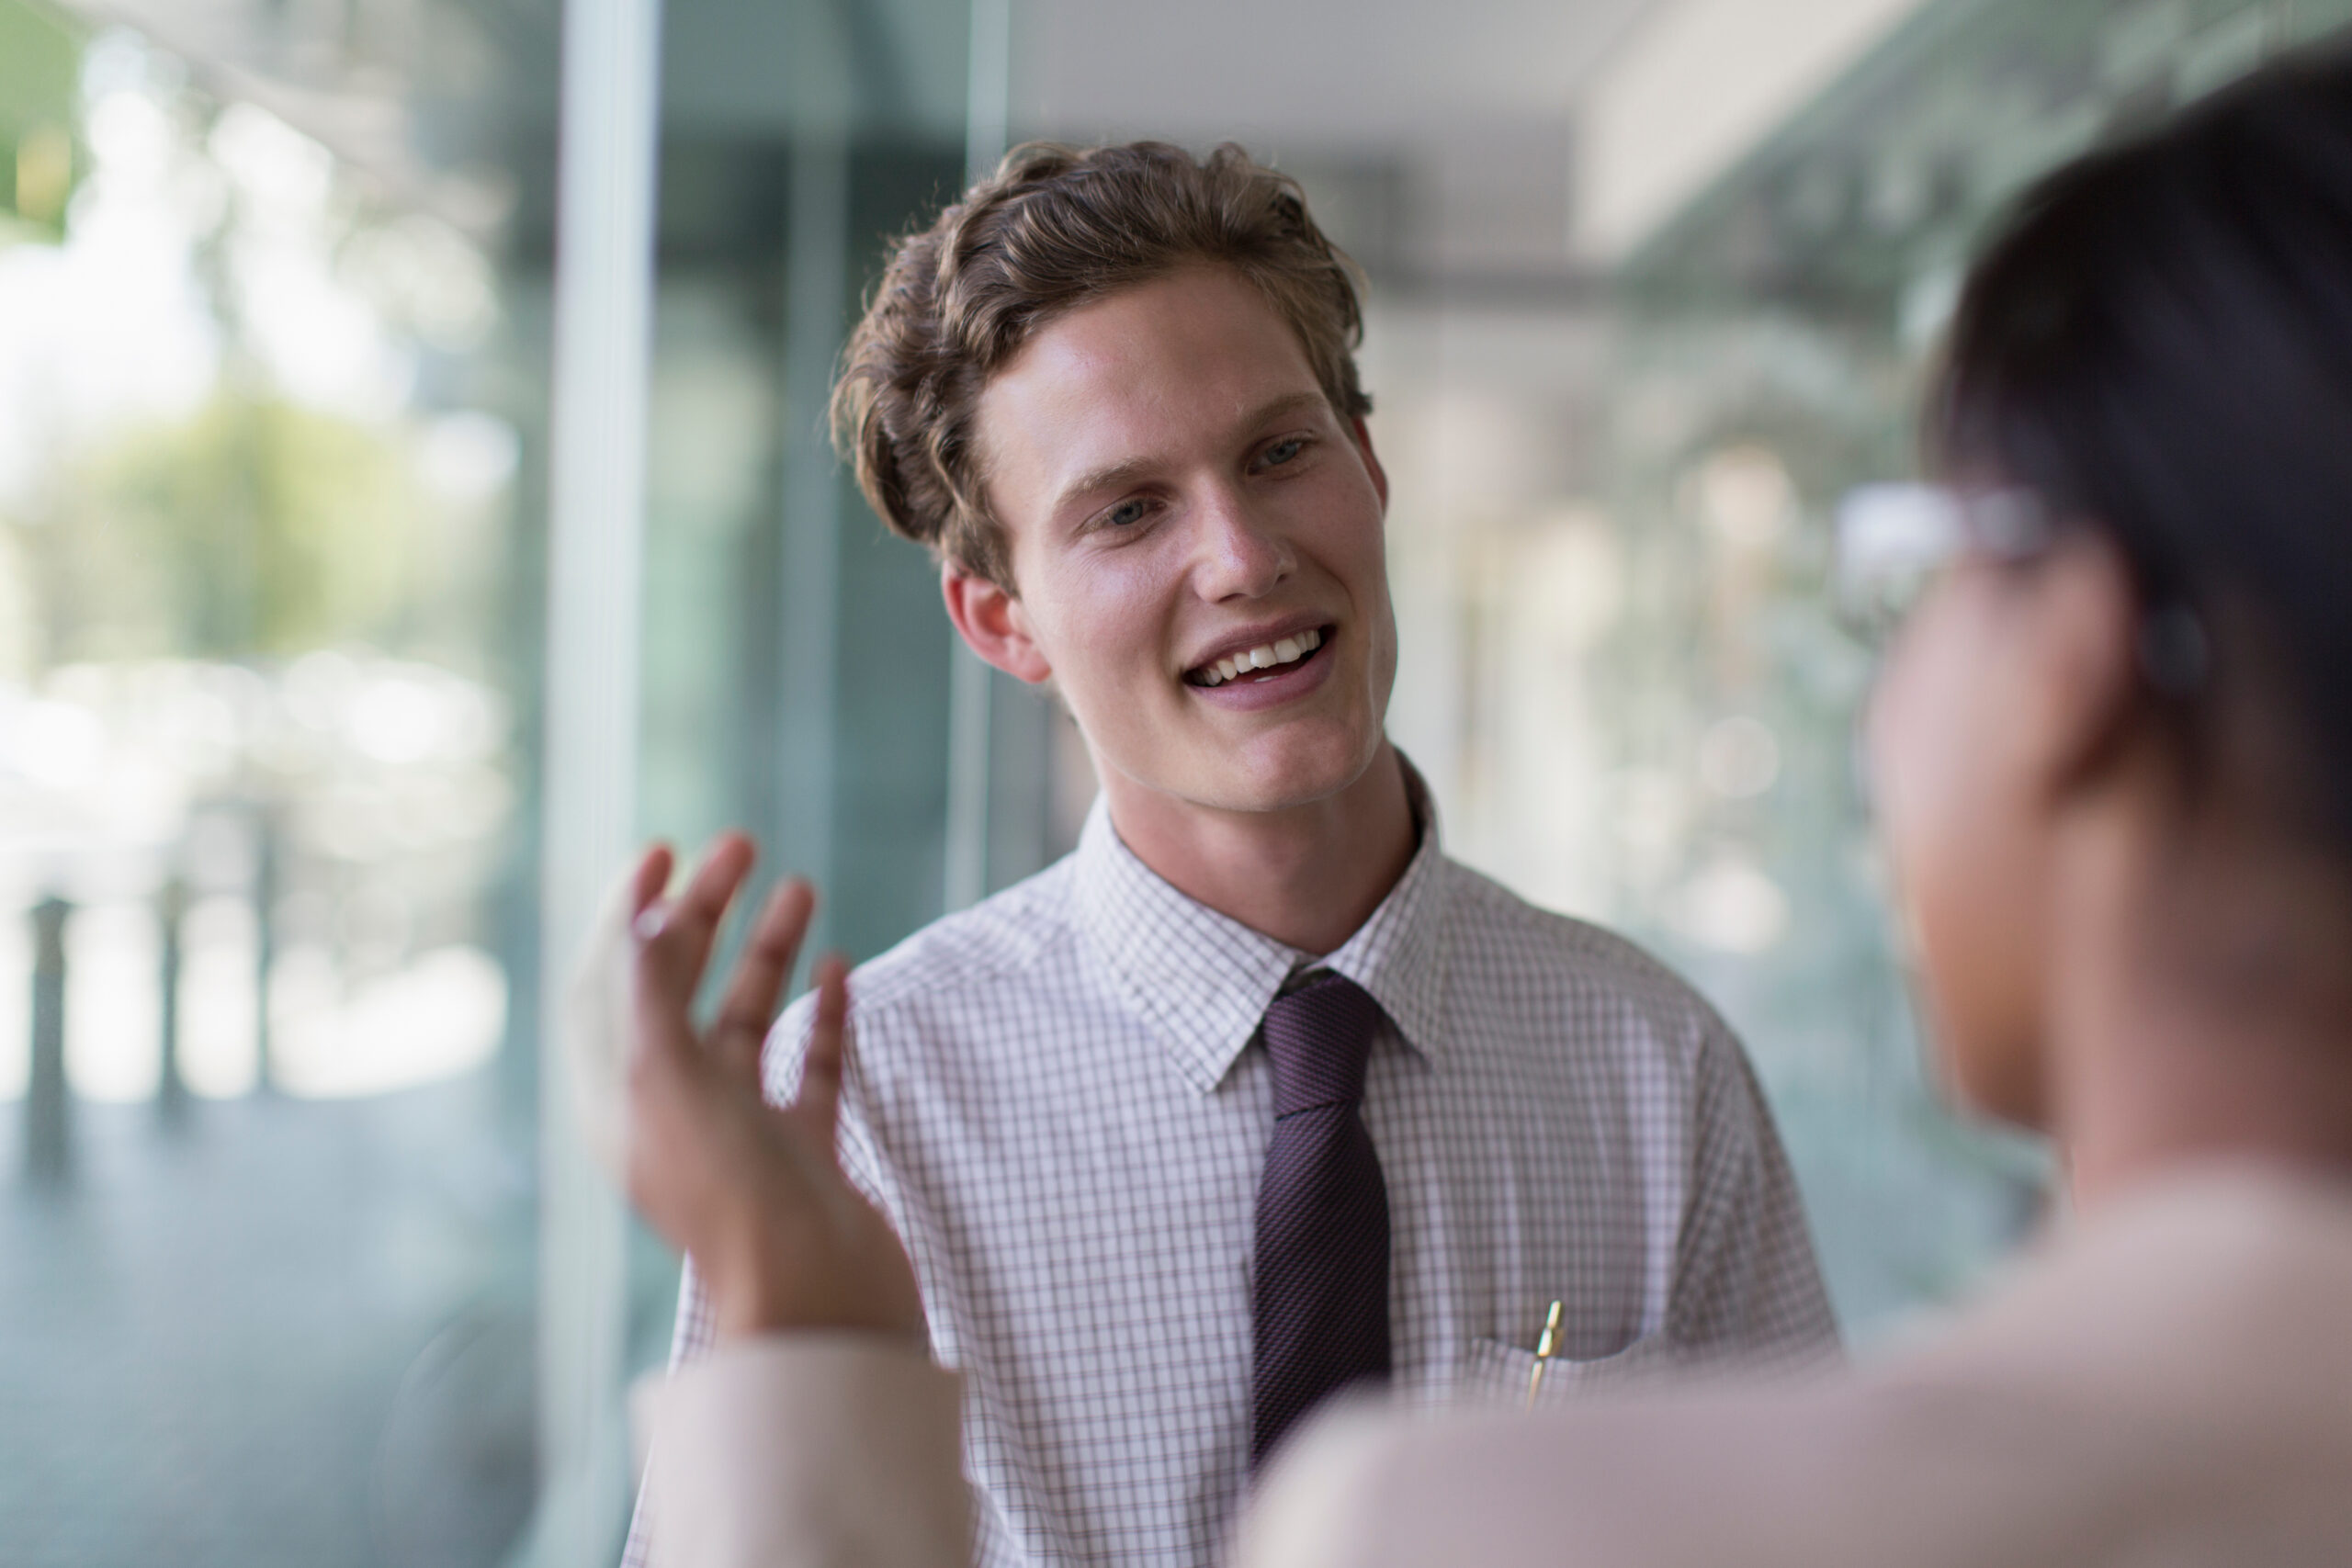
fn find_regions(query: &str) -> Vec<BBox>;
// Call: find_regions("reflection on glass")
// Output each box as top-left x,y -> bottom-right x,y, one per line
1385,0 -> 2352,1337
2,13 -> 544,1565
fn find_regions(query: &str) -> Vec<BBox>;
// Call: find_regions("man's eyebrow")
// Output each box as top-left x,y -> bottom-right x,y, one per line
1237,390 -> 1329,432
1050,392 -> 1330,514
1056,456 -> 1156,513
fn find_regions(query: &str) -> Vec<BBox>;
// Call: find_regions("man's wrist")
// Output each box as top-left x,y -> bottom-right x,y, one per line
712,1303 -> 930,1354
707,1265 -> 929,1350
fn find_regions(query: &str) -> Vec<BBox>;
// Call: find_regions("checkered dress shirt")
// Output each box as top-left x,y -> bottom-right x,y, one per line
625,785 -> 1837,1568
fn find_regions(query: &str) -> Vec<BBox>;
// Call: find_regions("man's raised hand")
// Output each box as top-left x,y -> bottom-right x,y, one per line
622,834 -> 925,1347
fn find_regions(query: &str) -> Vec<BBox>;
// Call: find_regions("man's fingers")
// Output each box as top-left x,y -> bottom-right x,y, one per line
628,843 -> 674,920
710,878 -> 817,1071
639,832 -> 755,999
793,953 -> 851,1151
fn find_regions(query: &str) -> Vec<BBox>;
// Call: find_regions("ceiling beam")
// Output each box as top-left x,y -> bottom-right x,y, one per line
1573,0 -> 1933,263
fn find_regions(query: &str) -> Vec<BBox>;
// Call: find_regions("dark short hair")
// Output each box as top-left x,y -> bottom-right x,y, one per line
1933,46 -> 2352,852
831,141 -> 1373,589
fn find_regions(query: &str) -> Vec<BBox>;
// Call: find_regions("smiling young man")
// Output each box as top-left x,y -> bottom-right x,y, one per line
622,141 -> 1834,1568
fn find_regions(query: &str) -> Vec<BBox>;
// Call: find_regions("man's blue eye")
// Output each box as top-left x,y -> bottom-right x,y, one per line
1105,499 -> 1149,527
1264,438 -> 1306,466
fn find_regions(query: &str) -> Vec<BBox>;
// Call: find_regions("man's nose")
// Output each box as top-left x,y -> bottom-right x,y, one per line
1191,484 -> 1294,601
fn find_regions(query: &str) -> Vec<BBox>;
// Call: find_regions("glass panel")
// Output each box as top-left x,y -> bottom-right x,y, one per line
615,0 -> 1012,1551
1378,0 -> 2352,1336
0,3 -> 560,1562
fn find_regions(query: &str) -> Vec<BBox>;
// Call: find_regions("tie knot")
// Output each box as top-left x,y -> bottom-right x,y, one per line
1260,973 -> 1383,1117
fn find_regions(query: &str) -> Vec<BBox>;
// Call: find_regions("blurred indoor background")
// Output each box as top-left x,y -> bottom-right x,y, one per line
0,0 -> 2339,1562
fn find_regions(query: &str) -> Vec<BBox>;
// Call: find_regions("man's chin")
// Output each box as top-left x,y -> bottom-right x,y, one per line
1188,728 -> 1386,816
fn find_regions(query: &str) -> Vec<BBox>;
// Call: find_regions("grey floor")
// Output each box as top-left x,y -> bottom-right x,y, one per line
0,1077 -> 538,1568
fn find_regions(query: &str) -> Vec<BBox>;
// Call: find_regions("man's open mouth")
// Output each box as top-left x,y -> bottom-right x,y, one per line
1184,626 -> 1331,688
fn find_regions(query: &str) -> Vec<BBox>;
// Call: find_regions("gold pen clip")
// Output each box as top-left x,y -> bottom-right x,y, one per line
1525,1299 -> 1563,1412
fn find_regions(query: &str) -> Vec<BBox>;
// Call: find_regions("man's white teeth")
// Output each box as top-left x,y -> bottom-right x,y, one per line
1195,626 -> 1323,686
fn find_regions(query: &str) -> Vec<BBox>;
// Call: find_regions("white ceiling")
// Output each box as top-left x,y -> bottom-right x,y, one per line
1007,0 -> 1668,285
1011,0 -> 1660,148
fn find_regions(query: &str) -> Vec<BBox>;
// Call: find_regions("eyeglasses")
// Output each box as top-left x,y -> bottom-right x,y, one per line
1833,481 -> 2211,695
1832,483 -> 2053,643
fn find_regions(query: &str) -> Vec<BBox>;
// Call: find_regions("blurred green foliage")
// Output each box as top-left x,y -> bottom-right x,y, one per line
0,0 -> 82,239
9,391 -> 428,664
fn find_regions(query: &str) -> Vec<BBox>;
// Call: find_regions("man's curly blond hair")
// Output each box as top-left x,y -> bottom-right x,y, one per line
831,141 -> 1374,590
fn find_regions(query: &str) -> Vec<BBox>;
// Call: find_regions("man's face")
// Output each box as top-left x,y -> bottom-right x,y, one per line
1868,558 -> 2056,1130
962,265 -> 1396,816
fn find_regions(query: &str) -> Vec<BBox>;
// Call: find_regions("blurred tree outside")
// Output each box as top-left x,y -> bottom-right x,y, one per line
18,392 -> 425,665
0,22 -> 540,1563
0,27 -> 514,688
0,27 -> 524,1111
0,0 -> 80,243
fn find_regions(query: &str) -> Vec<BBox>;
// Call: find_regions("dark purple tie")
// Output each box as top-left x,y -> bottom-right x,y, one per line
1250,972 -> 1391,1472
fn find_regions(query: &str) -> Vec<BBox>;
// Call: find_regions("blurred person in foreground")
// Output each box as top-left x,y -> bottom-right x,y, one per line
607,141 -> 1833,1567
616,48 -> 2352,1568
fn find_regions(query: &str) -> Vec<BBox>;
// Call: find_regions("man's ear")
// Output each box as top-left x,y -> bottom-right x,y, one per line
1351,416 -> 1390,512
2021,536 -> 2143,804
942,563 -> 1053,684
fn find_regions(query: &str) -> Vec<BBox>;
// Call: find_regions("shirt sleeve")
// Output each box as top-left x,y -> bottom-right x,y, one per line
1664,1017 -> 1841,1368
644,1336 -> 971,1568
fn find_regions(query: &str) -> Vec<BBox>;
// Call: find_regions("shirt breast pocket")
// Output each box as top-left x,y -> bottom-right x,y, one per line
1457,1332 -> 1679,1410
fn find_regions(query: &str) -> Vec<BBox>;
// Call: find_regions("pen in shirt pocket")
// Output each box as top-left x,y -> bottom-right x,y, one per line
1525,1299 -> 1563,1411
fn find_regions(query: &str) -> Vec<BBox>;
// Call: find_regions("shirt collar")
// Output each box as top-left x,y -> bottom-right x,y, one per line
1072,759 -> 1457,1096
1312,772 -> 1453,1074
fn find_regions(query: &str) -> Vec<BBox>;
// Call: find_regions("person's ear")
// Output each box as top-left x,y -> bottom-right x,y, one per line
1351,416 -> 1389,512
2017,536 -> 2143,807
942,563 -> 1053,684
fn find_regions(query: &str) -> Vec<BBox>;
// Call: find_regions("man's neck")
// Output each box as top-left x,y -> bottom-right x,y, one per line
1099,744 -> 1418,956
2052,814 -> 2352,1211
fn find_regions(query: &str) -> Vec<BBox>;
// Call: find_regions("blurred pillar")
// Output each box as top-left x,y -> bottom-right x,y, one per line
767,17 -> 971,962
941,0 -> 1012,914
527,0 -> 662,1558
938,0 -> 1069,908
943,648 -> 992,910
253,808 -> 279,1095
156,876 -> 190,1129
823,152 -> 961,958
775,130 -> 848,942
25,895 -> 71,1189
